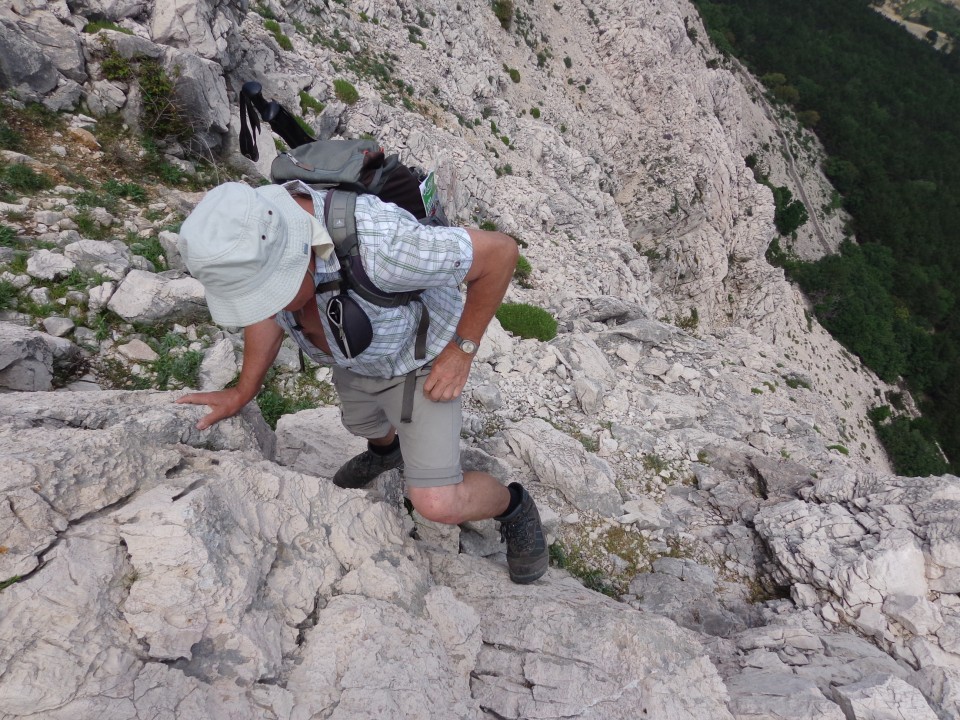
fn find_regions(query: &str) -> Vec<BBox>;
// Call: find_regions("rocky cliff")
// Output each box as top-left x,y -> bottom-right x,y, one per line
2,0 -> 958,718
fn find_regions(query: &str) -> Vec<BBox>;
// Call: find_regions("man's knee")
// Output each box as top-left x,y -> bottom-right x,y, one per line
408,484 -> 467,525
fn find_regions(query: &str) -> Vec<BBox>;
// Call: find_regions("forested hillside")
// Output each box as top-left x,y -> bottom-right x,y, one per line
694,0 -> 960,473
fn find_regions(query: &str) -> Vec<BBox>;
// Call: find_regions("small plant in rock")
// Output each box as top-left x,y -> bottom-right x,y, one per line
492,0 -> 514,29
530,107 -> 541,119
99,40 -> 135,82
0,225 -> 18,248
1,163 -> 53,193
563,55 -> 572,69
0,279 -> 18,310
783,375 -> 811,390
495,302 -> 557,341
84,20 -> 133,34
104,179 -> 148,203
333,78 -> 359,105
503,64 -> 521,83
126,232 -> 166,270
253,2 -> 276,19
255,369 -> 335,429
0,119 -> 22,151
514,254 -> 533,288
674,307 -> 699,332
299,91 -> 325,114
264,19 -> 293,51
642,453 -> 669,474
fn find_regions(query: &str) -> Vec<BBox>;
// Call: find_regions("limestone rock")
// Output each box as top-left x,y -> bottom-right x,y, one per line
833,674 -> 938,720
41,316 -> 74,337
117,338 -> 157,361
64,240 -> 133,279
0,322 -> 53,391
430,551 -> 736,719
503,417 -> 621,516
107,269 -> 207,324
26,249 -> 76,280
274,406 -> 367,478
198,337 -> 238,391
0,18 -> 58,96
15,10 -> 87,84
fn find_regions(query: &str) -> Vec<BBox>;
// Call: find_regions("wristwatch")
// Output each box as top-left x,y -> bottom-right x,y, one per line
453,333 -> 478,355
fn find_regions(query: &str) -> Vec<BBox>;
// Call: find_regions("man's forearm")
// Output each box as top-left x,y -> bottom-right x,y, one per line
236,318 -> 286,401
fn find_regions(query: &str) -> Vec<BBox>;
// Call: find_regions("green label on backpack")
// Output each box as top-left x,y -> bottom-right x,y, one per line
419,171 -> 438,217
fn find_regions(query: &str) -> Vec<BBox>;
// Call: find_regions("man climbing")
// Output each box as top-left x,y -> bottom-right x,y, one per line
175,180 -> 548,584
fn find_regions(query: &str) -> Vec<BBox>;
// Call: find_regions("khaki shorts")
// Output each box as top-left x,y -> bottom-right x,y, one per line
331,364 -> 463,488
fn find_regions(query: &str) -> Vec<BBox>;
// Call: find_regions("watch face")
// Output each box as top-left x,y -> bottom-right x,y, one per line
460,339 -> 478,354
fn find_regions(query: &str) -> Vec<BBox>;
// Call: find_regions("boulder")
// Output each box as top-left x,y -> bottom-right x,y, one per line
26,249 -> 75,280
15,11 -> 86,84
64,239 -> 132,279
0,18 -> 58,96
0,322 -> 53,391
107,269 -> 207,324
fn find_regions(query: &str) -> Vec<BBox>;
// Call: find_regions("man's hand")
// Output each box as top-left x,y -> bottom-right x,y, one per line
423,343 -> 473,401
176,387 -> 251,430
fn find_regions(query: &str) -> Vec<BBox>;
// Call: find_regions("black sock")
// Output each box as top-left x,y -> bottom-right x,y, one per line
368,436 -> 400,456
503,482 -> 524,516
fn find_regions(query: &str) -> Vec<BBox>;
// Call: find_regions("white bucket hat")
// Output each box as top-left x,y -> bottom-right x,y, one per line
178,182 -> 312,327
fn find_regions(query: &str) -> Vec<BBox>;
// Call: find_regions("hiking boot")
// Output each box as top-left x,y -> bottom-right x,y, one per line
495,483 -> 548,584
333,443 -> 404,489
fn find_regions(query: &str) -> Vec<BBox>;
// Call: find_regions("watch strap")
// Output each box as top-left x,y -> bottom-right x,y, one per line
453,333 -> 478,354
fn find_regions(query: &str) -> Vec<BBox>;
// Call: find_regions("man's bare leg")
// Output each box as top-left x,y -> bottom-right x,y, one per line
408,471 -> 547,584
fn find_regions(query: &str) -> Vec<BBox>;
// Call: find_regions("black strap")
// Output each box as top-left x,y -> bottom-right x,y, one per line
238,91 -> 260,161
401,370 -> 417,423
413,300 -> 429,361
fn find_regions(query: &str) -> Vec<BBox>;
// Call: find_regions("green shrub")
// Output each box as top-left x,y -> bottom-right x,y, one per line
530,107 -> 541,119
264,19 -> 293,51
514,254 -> 532,286
0,120 -> 22,151
100,42 -> 134,82
492,0 -> 514,29
563,55 -> 572,69
0,225 -> 18,248
103,179 -> 147,203
504,65 -> 521,83
479,220 -> 497,231
299,91 -> 325,114
2,163 -> 53,193
126,232 -> 166,269
137,59 -> 192,141
255,370 -> 333,429
253,2 -> 276,19
333,78 -> 359,105
496,302 -> 557,341
0,279 -> 17,310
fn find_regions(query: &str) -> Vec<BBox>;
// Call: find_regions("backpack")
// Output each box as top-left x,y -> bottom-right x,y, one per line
237,82 -> 448,374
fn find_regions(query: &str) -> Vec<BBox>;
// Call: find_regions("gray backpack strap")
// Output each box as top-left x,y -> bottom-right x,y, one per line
324,189 -> 359,255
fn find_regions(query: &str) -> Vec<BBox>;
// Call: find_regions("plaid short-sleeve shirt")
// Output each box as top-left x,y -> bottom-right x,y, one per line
274,182 -> 473,379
